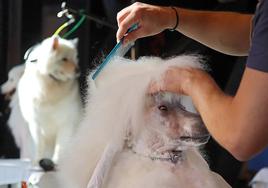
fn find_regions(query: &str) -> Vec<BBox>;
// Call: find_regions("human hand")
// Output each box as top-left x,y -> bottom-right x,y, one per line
116,2 -> 176,44
149,67 -> 194,96
148,67 -> 214,97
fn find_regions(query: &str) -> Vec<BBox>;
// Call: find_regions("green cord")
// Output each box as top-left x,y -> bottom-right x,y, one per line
63,15 -> 86,38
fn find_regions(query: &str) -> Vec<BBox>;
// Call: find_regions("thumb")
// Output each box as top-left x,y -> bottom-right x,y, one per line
148,80 -> 164,94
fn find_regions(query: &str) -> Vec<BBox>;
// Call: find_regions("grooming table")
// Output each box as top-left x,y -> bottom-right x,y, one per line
0,159 -> 43,187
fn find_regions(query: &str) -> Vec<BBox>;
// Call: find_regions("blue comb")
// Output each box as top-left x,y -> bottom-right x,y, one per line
92,23 -> 139,80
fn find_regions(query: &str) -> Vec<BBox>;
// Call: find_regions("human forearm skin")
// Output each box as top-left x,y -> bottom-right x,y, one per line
186,69 -> 239,158
173,8 -> 252,56
117,3 -> 252,56
187,68 -> 268,161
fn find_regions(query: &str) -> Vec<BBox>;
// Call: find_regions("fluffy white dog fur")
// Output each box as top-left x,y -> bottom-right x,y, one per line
1,64 -> 25,97
40,55 -> 230,188
1,64 -> 33,159
17,36 -> 83,163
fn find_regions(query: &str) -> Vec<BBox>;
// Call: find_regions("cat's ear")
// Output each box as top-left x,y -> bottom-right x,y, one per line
52,36 -> 59,50
71,38 -> 79,47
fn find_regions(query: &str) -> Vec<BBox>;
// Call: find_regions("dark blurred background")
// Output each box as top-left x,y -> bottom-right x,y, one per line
1,0 -> 267,187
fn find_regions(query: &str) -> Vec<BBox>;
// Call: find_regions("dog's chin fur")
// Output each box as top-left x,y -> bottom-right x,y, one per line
0,64 -> 33,159
43,55 -> 230,188
1,64 -> 25,95
17,37 -> 82,164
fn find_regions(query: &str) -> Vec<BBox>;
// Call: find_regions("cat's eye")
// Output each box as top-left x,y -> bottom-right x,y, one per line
158,105 -> 168,112
62,57 -> 68,62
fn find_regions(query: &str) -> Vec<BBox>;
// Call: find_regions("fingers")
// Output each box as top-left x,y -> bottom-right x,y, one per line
116,5 -> 132,27
122,27 -> 147,45
148,74 -> 168,95
117,2 -> 147,42
148,67 -> 184,95
116,10 -> 140,42
148,80 -> 160,94
117,2 -> 171,44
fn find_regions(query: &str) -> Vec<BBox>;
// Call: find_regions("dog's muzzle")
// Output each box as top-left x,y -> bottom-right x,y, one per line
130,147 -> 184,164
179,134 -> 211,146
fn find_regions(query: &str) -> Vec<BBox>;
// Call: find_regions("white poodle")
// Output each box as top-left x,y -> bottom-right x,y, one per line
41,55 -> 230,188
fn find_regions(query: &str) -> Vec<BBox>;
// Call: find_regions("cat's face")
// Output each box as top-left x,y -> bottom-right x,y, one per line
36,37 -> 80,82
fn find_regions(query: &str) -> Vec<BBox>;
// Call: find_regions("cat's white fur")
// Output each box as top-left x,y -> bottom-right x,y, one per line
41,55 -> 230,188
17,36 -> 82,163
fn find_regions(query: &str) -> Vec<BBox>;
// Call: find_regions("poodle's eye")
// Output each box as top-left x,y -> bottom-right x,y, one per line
179,104 -> 186,111
62,57 -> 68,62
158,105 -> 168,112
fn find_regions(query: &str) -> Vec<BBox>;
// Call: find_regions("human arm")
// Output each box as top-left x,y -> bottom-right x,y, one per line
117,2 -> 252,56
150,66 -> 268,161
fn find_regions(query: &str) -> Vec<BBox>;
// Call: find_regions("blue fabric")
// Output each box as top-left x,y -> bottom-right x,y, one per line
249,147 -> 268,171
246,0 -> 268,72
246,0 -> 268,172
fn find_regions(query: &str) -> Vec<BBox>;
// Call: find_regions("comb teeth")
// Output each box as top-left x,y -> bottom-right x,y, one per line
91,42 -> 133,80
92,23 -> 138,80
116,41 -> 134,57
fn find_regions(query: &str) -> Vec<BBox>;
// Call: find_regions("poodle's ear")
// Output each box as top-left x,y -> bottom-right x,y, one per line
71,38 -> 79,47
52,36 -> 59,50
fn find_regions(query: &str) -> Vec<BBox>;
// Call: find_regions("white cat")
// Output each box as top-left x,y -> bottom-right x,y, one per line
17,36 -> 83,164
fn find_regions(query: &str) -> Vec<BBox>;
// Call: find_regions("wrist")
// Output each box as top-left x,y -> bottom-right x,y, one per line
168,7 -> 179,31
187,69 -> 225,109
161,6 -> 179,31
176,68 -> 197,95
187,69 -> 215,96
